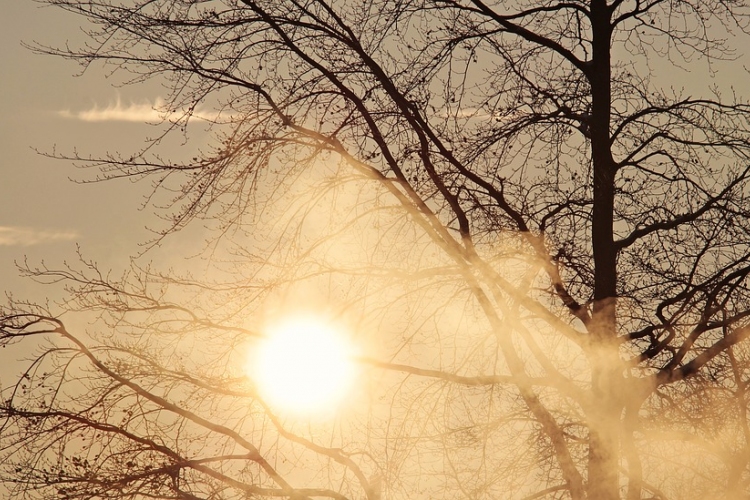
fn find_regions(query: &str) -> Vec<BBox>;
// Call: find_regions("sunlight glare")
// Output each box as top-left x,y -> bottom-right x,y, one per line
251,317 -> 356,413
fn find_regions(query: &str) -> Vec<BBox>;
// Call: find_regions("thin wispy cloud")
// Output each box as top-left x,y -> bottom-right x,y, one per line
59,97 -> 231,123
59,97 -> 165,122
0,226 -> 78,247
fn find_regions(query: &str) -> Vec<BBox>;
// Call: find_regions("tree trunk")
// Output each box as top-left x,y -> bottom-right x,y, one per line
588,1 -> 620,498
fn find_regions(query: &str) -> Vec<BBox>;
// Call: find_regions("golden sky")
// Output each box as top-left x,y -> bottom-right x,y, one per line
1,3 -> 195,298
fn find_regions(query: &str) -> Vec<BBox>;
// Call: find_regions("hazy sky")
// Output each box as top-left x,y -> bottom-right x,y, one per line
0,2 -> 198,301
2,4 -> 750,499
2,1 -> 748,343
0,14 -> 244,496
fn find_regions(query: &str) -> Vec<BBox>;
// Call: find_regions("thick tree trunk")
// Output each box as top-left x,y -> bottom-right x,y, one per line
589,0 -> 616,303
587,2 -> 620,499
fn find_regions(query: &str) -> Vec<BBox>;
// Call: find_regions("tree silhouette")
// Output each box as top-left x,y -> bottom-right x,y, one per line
3,1 -> 750,498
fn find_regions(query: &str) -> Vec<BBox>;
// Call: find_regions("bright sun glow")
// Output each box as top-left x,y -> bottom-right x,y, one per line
250,317 -> 356,413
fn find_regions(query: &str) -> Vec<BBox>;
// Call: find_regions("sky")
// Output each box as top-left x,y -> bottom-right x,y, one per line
2,2 -> 748,343
0,2 -> 202,396
0,0 -> 747,352
2,3 -> 135,284
0,2 -> 209,302
2,3 -> 750,499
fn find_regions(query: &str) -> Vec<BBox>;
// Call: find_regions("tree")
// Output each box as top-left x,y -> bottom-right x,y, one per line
3,0 -> 750,498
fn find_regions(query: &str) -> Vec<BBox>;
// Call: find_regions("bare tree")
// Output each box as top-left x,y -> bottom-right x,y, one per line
4,0 -> 750,498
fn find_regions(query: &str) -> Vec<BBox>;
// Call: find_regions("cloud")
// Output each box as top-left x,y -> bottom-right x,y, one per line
0,226 -> 78,247
59,97 -> 165,122
59,97 -> 230,123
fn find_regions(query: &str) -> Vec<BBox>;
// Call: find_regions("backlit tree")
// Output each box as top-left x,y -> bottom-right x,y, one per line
4,1 -> 750,498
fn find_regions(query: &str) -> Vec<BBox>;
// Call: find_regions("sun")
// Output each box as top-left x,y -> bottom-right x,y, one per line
250,316 -> 356,413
